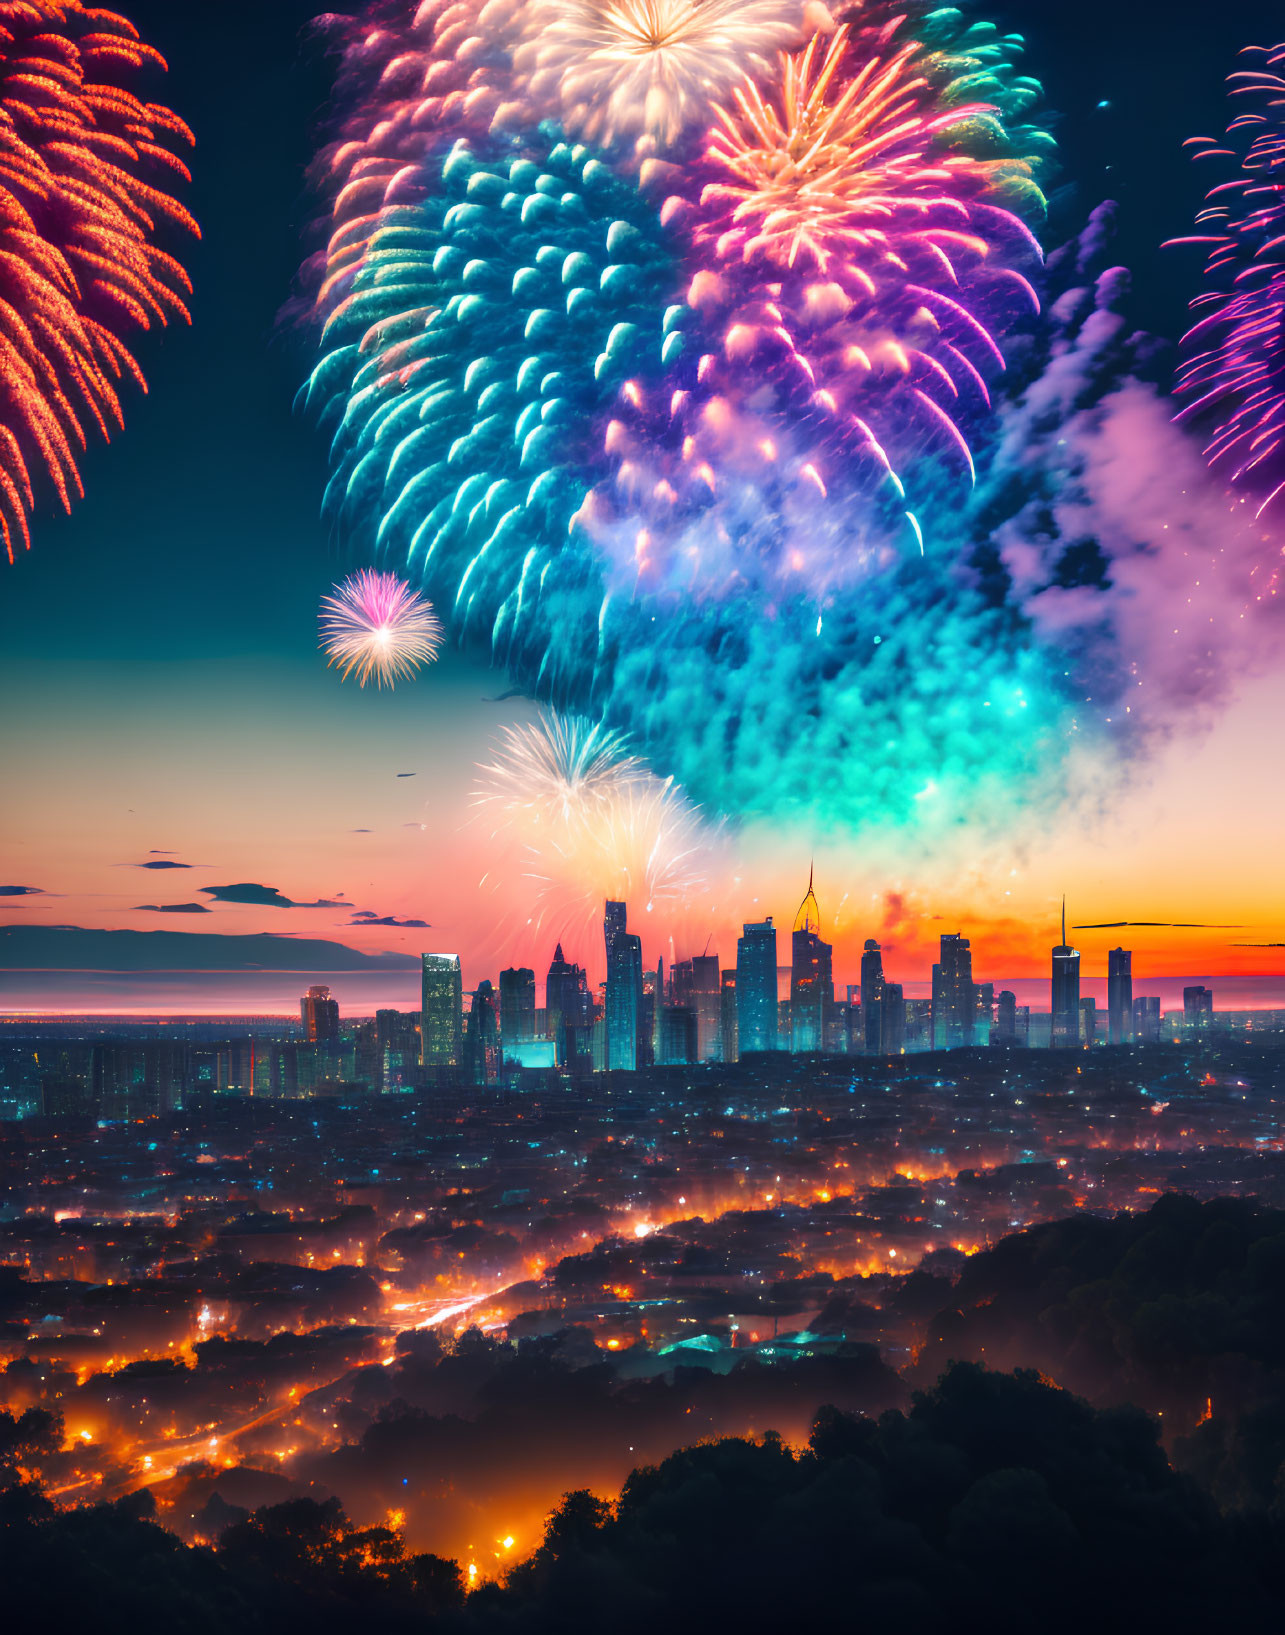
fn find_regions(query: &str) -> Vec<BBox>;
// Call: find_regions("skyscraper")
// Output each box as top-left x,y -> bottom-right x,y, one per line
790,869 -> 833,1053
931,934 -> 973,1050
691,953 -> 722,1061
606,920 -> 643,1071
995,990 -> 1017,1042
1133,995 -> 1161,1042
860,939 -> 885,1054
420,954 -> 463,1067
669,957 -> 695,1010
546,943 -> 591,1067
652,956 -> 665,1063
1184,985 -> 1214,1032
375,1008 -> 420,1091
973,980 -> 994,1045
881,983 -> 905,1054
720,970 -> 739,1064
465,980 -> 499,1084
658,1004 -> 697,1065
604,900 -> 627,965
1108,948 -> 1133,1044
1051,899 -> 1081,1048
300,985 -> 339,1044
736,917 -> 777,1052
498,967 -> 536,1048
640,967 -> 657,1070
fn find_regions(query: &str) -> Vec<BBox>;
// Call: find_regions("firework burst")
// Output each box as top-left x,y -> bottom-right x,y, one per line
304,0 -> 524,321
678,24 -> 1040,494
319,569 -> 444,687
475,712 -> 717,925
302,129 -> 683,675
1170,42 -> 1285,517
475,714 -> 644,825
0,2 -> 196,563
512,0 -> 804,152
702,28 -> 1004,271
303,3 -> 1069,838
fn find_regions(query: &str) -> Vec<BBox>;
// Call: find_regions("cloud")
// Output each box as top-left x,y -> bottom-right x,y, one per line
200,883 -> 344,909
0,885 -> 44,896
1073,921 -> 1245,929
135,903 -> 213,914
135,859 -> 193,870
350,828 -> 373,833
0,925 -> 420,971
396,772 -> 416,778
1231,943 -> 1285,948
348,911 -> 430,929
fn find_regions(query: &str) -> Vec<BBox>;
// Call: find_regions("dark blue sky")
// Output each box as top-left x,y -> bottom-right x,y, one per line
3,0 -> 1280,668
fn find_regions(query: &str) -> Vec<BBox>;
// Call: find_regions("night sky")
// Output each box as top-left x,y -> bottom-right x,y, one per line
3,0 -> 1285,1011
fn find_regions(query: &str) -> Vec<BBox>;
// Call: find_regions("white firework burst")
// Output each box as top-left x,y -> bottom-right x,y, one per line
475,711 -> 718,927
319,569 -> 444,688
512,0 -> 806,152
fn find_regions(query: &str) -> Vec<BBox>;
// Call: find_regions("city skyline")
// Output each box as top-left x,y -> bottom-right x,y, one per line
7,863 -> 1284,1019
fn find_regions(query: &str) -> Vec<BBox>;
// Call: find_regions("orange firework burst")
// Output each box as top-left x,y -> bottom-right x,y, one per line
0,2 -> 196,563
701,25 -> 1004,270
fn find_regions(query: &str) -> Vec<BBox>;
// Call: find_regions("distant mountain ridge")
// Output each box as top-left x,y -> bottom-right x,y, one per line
0,925 -> 421,972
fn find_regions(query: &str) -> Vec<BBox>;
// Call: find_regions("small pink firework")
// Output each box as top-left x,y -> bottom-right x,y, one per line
319,570 -> 444,687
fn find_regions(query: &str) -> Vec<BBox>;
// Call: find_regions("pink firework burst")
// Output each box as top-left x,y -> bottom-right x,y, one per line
319,570 -> 444,687
1170,42 -> 1285,517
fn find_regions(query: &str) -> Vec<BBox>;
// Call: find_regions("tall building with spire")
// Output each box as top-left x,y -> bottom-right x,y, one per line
546,944 -> 590,1067
736,917 -> 778,1052
790,867 -> 833,1053
1051,898 -> 1082,1048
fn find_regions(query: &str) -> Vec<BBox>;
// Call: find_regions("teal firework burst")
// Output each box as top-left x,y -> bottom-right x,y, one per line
303,132 -> 686,694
